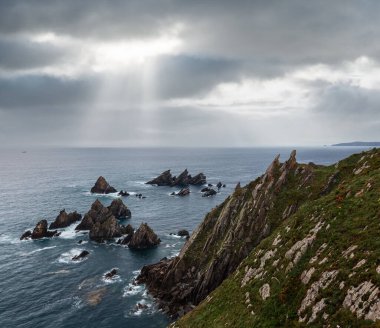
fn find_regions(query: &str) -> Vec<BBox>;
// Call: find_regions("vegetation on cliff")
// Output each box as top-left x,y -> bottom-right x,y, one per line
173,148 -> 380,327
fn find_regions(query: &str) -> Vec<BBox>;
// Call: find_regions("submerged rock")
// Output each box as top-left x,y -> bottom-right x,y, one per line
104,268 -> 118,279
128,223 -> 160,249
90,176 -> 117,194
72,250 -> 89,261
49,210 -> 82,229
107,199 -> 131,219
118,190 -> 129,197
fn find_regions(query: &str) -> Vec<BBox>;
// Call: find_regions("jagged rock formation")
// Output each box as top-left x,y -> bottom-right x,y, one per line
90,176 -> 117,194
128,223 -> 161,249
146,169 -> 206,187
75,199 -> 131,242
49,210 -> 82,229
166,148 -> 380,327
139,148 -> 380,327
107,199 -> 131,219
20,219 -> 59,240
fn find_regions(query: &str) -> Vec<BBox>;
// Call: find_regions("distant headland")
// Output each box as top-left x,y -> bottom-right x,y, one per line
332,141 -> 380,146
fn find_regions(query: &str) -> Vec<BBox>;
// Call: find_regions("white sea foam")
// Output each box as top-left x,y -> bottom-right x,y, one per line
167,233 -> 181,239
22,245 -> 57,256
101,268 -> 122,284
123,283 -> 143,297
83,191 -> 121,199
72,296 -> 84,309
59,224 -> 80,239
0,234 -> 22,245
57,248 -> 88,264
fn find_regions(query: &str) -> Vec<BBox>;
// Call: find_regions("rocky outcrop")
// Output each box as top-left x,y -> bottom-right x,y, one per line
72,250 -> 89,261
118,190 -> 129,196
128,223 -> 160,249
173,148 -> 380,327
49,210 -> 82,229
147,170 -> 206,187
107,199 -> 131,219
90,176 -> 117,194
20,220 -> 59,240
105,268 -> 118,279
75,199 -> 130,242
177,230 -> 190,238
202,188 -> 217,197
176,188 -> 190,196
137,150 -> 321,317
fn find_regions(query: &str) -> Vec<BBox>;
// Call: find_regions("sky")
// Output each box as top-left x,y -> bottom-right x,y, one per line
0,0 -> 380,147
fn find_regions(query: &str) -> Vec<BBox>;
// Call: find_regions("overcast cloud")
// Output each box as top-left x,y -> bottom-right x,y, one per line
0,0 -> 379,147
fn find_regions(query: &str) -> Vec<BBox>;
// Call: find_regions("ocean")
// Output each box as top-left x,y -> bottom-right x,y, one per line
0,147 -> 371,328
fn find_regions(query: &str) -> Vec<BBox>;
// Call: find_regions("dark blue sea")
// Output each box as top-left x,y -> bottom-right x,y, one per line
0,147 -> 371,328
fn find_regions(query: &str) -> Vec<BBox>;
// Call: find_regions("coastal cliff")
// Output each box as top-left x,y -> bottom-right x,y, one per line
138,148 -> 380,326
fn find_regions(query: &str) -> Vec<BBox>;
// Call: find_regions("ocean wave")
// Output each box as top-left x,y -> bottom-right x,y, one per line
0,234 -> 22,245
83,191 -> 121,199
128,299 -> 154,317
21,245 -> 57,256
57,248 -> 88,264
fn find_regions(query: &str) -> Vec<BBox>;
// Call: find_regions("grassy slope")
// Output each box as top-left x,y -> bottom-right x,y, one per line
174,148 -> 380,328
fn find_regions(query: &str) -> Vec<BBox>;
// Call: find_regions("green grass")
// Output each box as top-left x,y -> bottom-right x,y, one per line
174,148 -> 380,328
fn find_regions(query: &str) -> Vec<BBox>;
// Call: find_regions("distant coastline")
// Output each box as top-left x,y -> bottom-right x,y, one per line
332,141 -> 380,146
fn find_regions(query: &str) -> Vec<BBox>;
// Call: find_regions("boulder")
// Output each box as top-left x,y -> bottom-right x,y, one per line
72,250 -> 89,261
118,190 -> 129,197
128,223 -> 161,249
177,230 -> 189,238
90,176 -> 117,194
202,188 -> 217,197
105,268 -> 118,279
49,210 -> 82,229
216,182 -> 222,189
29,220 -> 58,239
107,199 -> 131,219
201,187 -> 211,193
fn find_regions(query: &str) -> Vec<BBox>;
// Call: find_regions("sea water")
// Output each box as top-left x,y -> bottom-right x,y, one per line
0,147 -> 370,328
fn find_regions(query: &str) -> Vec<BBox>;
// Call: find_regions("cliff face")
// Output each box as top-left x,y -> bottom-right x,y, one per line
138,150 -> 333,317
173,148 -> 380,327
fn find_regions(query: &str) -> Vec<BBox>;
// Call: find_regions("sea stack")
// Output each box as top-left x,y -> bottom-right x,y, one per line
128,223 -> 160,249
90,176 -> 117,194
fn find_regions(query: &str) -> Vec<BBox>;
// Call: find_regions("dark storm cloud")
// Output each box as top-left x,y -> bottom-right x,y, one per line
313,82 -> 380,119
0,75 -> 96,110
0,37 -> 67,70
0,0 -> 379,146
155,55 -> 242,98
